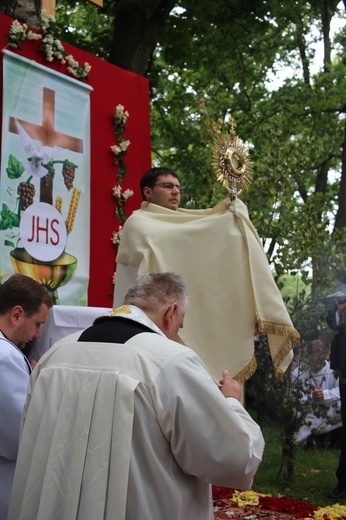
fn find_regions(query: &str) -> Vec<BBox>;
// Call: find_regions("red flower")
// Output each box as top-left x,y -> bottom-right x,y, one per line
212,486 -> 232,501
258,495 -> 317,517
212,487 -> 319,518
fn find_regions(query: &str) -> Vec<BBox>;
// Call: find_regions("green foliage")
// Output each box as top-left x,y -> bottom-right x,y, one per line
50,2 -> 346,287
246,333 -> 340,483
54,0 -> 114,59
147,0 -> 346,293
252,417 -> 339,506
0,203 -> 20,230
6,154 -> 25,179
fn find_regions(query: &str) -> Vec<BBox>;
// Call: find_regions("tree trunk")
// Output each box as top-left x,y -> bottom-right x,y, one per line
294,15 -> 310,86
0,0 -> 41,28
320,0 -> 340,71
280,430 -> 295,482
335,121 -> 346,229
109,0 -> 176,75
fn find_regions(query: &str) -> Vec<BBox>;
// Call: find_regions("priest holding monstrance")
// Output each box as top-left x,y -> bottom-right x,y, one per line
114,121 -> 300,384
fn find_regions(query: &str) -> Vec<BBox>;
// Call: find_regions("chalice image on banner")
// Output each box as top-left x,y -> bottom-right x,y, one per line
10,249 -> 77,305
10,200 -> 79,304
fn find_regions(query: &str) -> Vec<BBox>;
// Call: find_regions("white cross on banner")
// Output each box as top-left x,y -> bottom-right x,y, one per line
0,50 -> 93,305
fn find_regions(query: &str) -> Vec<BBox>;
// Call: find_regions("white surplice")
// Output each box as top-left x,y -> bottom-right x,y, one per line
9,321 -> 264,520
0,334 -> 30,520
292,361 -> 341,443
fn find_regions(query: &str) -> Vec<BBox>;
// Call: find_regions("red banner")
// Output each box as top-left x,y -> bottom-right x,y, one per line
0,13 -> 151,307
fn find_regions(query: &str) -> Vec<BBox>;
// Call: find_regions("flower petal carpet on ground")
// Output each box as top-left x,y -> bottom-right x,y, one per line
212,487 -> 346,520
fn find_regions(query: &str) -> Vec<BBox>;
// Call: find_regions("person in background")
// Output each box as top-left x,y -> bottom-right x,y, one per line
291,339 -> 341,449
0,274 -> 53,520
326,291 -> 346,499
9,272 -> 264,520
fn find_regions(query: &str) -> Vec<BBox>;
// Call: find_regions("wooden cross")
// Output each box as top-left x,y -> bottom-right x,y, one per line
41,0 -> 103,18
9,87 -> 84,204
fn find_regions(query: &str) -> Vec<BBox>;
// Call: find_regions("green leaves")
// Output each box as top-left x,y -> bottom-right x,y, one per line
6,154 -> 25,179
48,0 -> 346,294
0,203 -> 20,230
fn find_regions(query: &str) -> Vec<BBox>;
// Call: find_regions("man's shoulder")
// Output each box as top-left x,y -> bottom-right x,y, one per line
0,337 -> 29,368
34,333 -> 199,388
53,330 -> 83,347
119,208 -> 146,234
125,206 -> 146,220
35,331 -> 83,367
127,332 -> 201,366
324,360 -> 336,374
0,335 -> 16,354
292,365 -> 309,380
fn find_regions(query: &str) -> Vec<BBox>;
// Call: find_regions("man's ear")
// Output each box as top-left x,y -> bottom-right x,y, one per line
164,303 -> 177,331
143,186 -> 152,201
10,305 -> 25,325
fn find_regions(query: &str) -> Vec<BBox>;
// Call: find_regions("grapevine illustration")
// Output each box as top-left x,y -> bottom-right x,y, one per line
17,180 -> 36,210
0,119 -> 81,250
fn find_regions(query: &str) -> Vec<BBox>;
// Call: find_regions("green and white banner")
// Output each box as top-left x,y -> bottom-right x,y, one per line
1,50 -> 92,304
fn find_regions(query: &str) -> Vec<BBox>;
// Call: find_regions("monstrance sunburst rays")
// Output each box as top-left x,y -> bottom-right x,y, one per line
212,120 -> 253,197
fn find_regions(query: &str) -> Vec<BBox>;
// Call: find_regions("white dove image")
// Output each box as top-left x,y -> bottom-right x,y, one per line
15,118 -> 58,178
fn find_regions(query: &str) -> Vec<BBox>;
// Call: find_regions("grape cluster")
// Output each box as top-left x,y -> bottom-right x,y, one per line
17,182 -> 35,211
62,163 -> 76,191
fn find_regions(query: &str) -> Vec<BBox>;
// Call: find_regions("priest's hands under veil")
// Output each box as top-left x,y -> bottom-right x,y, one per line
219,369 -> 241,401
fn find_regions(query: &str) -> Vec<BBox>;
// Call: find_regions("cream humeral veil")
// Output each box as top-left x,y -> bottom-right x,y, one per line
114,197 -> 300,383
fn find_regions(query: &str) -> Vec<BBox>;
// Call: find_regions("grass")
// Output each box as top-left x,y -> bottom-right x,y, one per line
251,419 -> 343,507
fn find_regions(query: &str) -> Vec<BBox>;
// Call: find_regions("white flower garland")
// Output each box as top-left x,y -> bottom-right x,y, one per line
6,15 -> 91,81
110,105 -> 133,297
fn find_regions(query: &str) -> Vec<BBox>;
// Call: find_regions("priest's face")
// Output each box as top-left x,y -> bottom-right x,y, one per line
143,174 -> 181,210
11,303 -> 50,350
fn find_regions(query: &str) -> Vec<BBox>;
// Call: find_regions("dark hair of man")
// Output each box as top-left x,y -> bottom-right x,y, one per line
124,272 -> 188,316
0,274 -> 54,317
140,167 -> 180,200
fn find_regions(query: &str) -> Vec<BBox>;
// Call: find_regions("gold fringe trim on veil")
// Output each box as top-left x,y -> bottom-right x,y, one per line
258,319 -> 300,381
234,321 -> 300,384
258,320 -> 300,341
234,355 -> 257,385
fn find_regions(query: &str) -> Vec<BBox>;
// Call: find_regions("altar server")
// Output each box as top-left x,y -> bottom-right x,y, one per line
0,274 -> 52,520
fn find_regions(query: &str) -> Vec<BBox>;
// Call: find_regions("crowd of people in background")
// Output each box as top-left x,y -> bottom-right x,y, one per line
288,288 -> 346,500
291,338 -> 342,449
